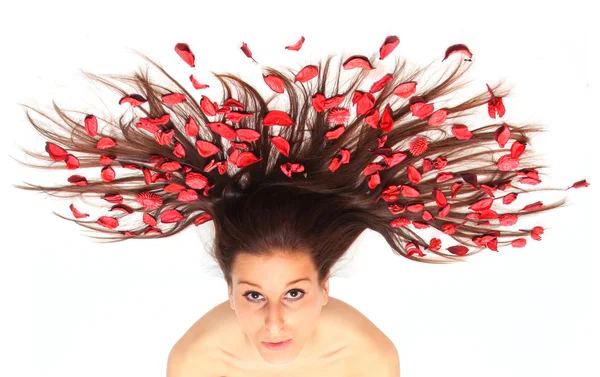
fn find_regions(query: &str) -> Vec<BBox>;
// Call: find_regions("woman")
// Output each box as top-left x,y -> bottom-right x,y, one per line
13,36 -> 588,376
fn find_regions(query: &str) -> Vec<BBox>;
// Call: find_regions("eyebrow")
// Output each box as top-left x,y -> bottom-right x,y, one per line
237,277 -> 311,288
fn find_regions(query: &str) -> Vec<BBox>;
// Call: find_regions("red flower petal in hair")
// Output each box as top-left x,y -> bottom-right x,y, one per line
442,44 -> 472,62
497,154 -> 519,171
236,128 -> 260,142
400,184 -> 420,198
494,123 -> 510,148
190,74 -> 209,90
263,110 -> 295,126
409,137 -> 428,156
96,137 -> 116,149
236,151 -> 262,168
450,182 -> 463,199
160,161 -> 181,172
160,209 -> 185,223
436,172 -> 454,182
393,81 -> 417,98
486,84 -> 506,118
447,245 -> 469,256
193,213 -> 213,226
263,74 -> 285,93
281,162 -> 305,179
173,142 -> 186,159
521,201 -> 544,212
433,189 -> 447,207
46,142 -> 68,161
429,238 -> 441,251
325,125 -> 346,140
175,43 -> 195,67
412,221 -> 429,229
381,186 -> 401,202
469,197 -> 494,211
270,136 -> 290,157
510,141 -> 526,158
428,109 -> 449,126
285,36 -> 305,51
407,164 -> 422,183
240,42 -> 257,63
502,192 -> 518,205
342,55 -> 374,70
353,91 -> 376,115
388,203 -> 406,215
142,213 -> 157,227
379,36 -> 400,60
365,108 -> 380,129
327,108 -> 350,125
379,104 -> 394,132
184,116 -> 199,137
406,203 -> 424,212
154,129 -> 174,145
367,172 -> 381,189
164,183 -> 185,193
295,65 -> 319,83
207,122 -> 236,141
422,210 -> 433,221
200,96 -> 217,116
422,158 -> 434,172
363,163 -> 385,176
195,140 -> 221,158
383,152 -> 407,168
406,242 -> 425,257
103,193 -> 123,204
324,94 -> 346,109
451,124 -> 473,140
312,93 -> 326,112
69,203 -> 89,219
499,213 -> 518,226
531,226 -> 544,241
65,154 -> 79,170
177,189 -> 198,202
119,94 -> 147,107
136,192 -> 162,209
390,217 -> 410,228
97,216 -> 119,229
161,93 -> 186,105
434,156 -> 448,170
437,204 -> 451,218
480,184 -> 496,198
567,179 -> 590,189
100,166 -> 115,182
185,172 -> 208,189
409,100 -> 434,120
68,175 -> 88,186
110,204 -> 133,214
84,114 -> 98,137
370,74 -> 394,93
511,238 -> 527,248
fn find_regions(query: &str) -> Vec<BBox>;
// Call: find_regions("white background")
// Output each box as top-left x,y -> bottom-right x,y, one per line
1,1 -> 598,376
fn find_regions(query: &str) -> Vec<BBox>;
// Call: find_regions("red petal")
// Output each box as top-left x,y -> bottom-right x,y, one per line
84,114 -> 98,137
409,101 -> 434,119
436,172 -> 454,182
446,245 -> 469,256
285,36 -> 305,51
173,142 -> 186,159
312,93 -> 326,112
136,192 -> 162,209
510,141 -> 526,158
499,213 -> 518,226
184,116 -> 199,137
67,175 -> 88,186
502,192 -> 518,204
422,158 -> 434,172
207,122 -> 236,141
200,96 -> 217,116
568,179 -> 590,189
160,161 -> 181,172
175,43 -> 195,67
235,128 -> 261,142
412,221 -> 429,229
379,104 -> 394,132
422,210 -> 433,221
65,154 -> 79,169
164,183 -> 185,193
390,217 -> 411,228
531,226 -> 544,241
185,172 -> 208,189
325,125 -> 346,140
263,74 -> 285,93
99,155 -> 114,165
370,74 -> 393,93
103,193 -> 123,204
409,137 -> 428,156
177,189 -> 199,202
393,81 -> 417,98
324,94 -> 346,109
494,124 -> 511,148
450,182 -> 463,199
236,151 -> 261,168
433,189 -> 447,207
428,109 -> 449,126
400,184 -> 420,198
365,108 -> 380,129
437,204 -> 451,218
327,108 -> 351,125
429,238 -> 441,251
69,203 -> 89,219
367,172 -> 381,189
270,136 -> 290,157
97,216 -> 119,229
497,154 -> 519,171
160,209 -> 185,223
240,42 -> 257,63
511,238 -> 527,248
406,203 -> 424,212
407,164 -> 422,183
434,156 -> 448,170
154,129 -> 174,145
195,140 -> 221,158
96,137 -> 116,149
45,142 -> 68,161
119,94 -> 147,107
342,55 -> 374,70
189,74 -> 209,89
263,110 -> 295,126
294,65 -> 319,83
451,124 -> 473,140
193,213 -> 213,226
521,201 -> 544,212
161,93 -> 186,105
379,36 -> 400,60
442,44 -> 473,61
469,198 -> 494,211
101,166 -> 115,182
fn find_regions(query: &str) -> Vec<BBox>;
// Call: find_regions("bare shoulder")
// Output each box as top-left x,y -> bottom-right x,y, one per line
326,297 -> 400,376
167,300 -> 232,376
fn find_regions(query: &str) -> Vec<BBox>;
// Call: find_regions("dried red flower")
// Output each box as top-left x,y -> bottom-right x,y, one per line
379,36 -> 400,60
285,36 -> 305,51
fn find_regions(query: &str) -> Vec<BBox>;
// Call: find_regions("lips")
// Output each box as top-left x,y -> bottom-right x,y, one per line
263,339 -> 289,344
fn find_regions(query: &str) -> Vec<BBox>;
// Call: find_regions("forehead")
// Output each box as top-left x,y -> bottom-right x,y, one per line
232,251 -> 315,277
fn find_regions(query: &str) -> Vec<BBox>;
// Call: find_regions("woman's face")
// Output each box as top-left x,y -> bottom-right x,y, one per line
227,250 -> 329,366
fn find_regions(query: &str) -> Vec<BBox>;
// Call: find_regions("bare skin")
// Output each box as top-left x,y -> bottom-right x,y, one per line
172,296 -> 394,376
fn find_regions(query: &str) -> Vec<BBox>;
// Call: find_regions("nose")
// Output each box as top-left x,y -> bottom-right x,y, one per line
265,302 -> 285,334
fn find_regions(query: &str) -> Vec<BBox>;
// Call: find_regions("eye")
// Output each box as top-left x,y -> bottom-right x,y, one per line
243,289 -> 305,303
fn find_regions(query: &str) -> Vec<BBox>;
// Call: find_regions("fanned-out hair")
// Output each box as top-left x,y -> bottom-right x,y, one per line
13,37 -> 589,285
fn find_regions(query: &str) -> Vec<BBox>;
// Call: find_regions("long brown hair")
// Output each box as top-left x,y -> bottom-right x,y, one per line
12,40 -> 587,285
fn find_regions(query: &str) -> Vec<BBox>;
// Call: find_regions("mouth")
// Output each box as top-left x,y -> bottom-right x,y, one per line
261,339 -> 292,350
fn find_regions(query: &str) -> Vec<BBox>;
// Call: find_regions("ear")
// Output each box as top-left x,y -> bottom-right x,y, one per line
226,278 -> 235,310
321,272 -> 330,306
